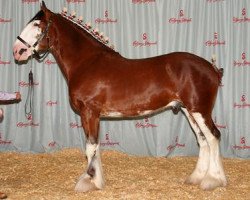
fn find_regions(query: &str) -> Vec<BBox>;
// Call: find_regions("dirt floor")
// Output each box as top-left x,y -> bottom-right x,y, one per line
0,148 -> 249,200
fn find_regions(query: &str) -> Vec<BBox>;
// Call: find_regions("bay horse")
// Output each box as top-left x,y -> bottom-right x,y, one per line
13,2 -> 227,192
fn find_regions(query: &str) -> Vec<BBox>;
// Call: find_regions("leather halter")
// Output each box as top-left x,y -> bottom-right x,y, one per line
17,19 -> 52,61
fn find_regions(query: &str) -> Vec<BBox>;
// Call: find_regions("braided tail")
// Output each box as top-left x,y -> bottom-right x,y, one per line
211,54 -> 224,85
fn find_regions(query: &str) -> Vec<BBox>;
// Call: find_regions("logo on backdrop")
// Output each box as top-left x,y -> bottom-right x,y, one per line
95,10 -> 118,24
48,141 -> 57,148
206,0 -> 225,3
44,58 -> 57,65
16,121 -> 39,128
0,132 -> 12,145
234,95 -> 250,109
66,0 -> 86,3
100,131 -> 119,147
135,117 -> 158,128
46,101 -> 58,107
233,137 -> 250,150
70,122 -> 82,128
22,0 -> 39,4
167,136 -> 185,152
205,32 -> 226,46
132,0 -> 156,4
233,8 -> 250,23
234,52 -> 250,67
0,16 -> 11,23
214,117 -> 226,129
19,80 -> 39,87
133,33 -> 157,47
168,10 -> 192,24
0,55 -> 11,65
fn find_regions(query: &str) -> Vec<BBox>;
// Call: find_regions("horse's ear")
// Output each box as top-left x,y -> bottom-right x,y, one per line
40,1 -> 52,20
40,1 -> 47,11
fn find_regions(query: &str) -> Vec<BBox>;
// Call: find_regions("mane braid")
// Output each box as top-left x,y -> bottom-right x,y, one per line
60,11 -> 116,52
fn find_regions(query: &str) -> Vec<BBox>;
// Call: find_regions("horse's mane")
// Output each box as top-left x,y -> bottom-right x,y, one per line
57,10 -> 117,53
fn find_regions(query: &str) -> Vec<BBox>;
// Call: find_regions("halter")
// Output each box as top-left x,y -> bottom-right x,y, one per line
17,19 -> 52,62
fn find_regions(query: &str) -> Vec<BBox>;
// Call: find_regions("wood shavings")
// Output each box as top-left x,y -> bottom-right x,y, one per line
0,148 -> 249,200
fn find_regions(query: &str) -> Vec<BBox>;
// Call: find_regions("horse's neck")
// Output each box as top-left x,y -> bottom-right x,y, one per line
50,15 -> 104,81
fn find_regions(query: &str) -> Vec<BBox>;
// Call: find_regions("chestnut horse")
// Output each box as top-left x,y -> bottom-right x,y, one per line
13,2 -> 227,192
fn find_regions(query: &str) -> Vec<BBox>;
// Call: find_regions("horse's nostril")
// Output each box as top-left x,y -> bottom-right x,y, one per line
19,48 -> 27,55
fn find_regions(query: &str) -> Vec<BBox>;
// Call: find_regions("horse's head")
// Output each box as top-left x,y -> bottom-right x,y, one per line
13,1 -> 53,62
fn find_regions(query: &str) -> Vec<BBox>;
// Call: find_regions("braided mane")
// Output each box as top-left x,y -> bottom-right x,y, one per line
60,8 -> 116,52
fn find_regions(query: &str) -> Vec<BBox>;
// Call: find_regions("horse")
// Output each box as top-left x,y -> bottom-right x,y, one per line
13,1 -> 227,192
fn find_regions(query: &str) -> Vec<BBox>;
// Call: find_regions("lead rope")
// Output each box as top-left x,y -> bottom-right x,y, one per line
24,58 -> 34,120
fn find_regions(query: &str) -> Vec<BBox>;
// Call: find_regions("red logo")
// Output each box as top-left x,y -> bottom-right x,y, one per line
46,101 -> 58,106
95,10 -> 118,24
168,10 -> 192,24
100,131 -> 119,147
66,0 -> 85,3
70,122 -> 82,128
132,0 -> 156,4
44,59 -> 57,65
233,137 -> 250,150
0,16 -> 11,23
135,117 -> 158,128
234,52 -> 250,67
205,32 -> 226,46
133,33 -> 157,47
214,117 -> 227,129
234,95 -> 250,108
19,81 -> 39,87
206,0 -> 225,3
167,136 -> 185,152
233,8 -> 250,23
0,132 -> 12,145
17,121 -> 39,127
22,0 -> 39,4
48,141 -> 57,147
0,55 -> 11,65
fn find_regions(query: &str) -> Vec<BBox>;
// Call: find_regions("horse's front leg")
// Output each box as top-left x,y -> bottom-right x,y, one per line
75,107 -> 104,192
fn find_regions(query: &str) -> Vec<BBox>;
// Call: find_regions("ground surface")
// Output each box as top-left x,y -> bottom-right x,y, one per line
0,148 -> 249,200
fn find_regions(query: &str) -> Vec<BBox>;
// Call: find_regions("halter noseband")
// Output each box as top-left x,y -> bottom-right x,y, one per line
17,19 -> 52,61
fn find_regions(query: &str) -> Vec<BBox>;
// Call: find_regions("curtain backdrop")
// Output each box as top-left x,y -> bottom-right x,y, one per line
0,0 -> 249,158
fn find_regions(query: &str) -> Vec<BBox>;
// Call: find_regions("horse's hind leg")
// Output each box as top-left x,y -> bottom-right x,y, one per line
182,108 -> 209,185
75,108 -> 104,192
192,112 -> 227,190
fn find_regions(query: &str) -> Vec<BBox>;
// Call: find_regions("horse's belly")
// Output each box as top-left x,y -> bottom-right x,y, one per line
100,100 -> 181,118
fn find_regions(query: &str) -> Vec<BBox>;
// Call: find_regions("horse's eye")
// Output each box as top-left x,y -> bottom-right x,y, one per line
34,22 -> 39,27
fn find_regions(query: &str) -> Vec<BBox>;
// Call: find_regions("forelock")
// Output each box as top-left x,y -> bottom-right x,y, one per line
28,10 -> 44,24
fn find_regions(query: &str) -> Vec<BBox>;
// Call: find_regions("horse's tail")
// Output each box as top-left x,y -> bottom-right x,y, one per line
211,54 -> 223,85
218,68 -> 224,84
0,108 -> 3,122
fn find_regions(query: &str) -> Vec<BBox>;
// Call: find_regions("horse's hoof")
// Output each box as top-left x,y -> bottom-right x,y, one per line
185,171 -> 205,185
200,175 -> 227,190
75,175 -> 99,193
185,175 -> 202,185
